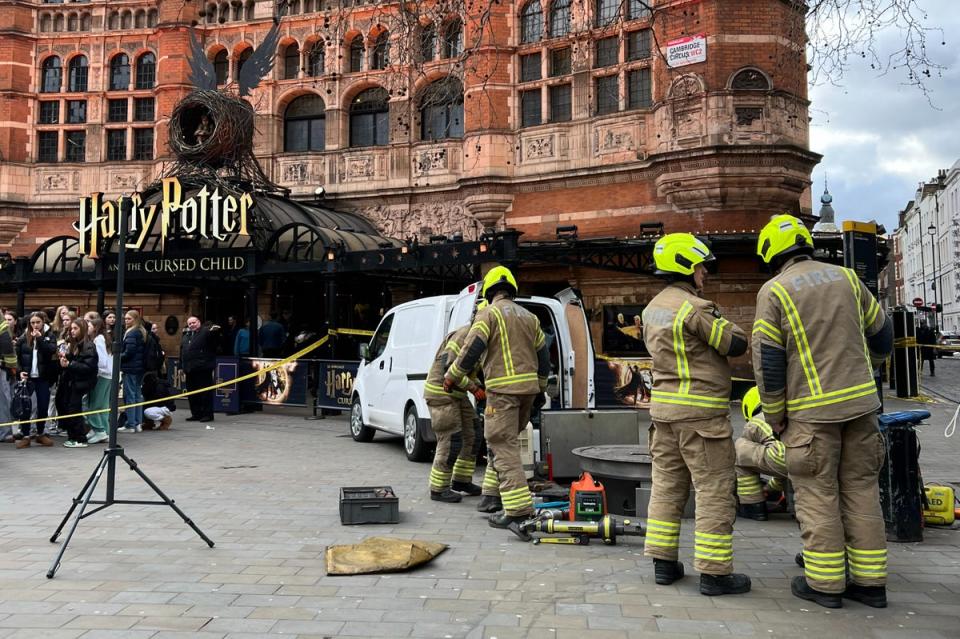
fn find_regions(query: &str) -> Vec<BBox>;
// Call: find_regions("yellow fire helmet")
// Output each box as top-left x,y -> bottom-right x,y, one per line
652,233 -> 715,276
741,386 -> 761,421
757,214 -> 814,264
481,265 -> 518,301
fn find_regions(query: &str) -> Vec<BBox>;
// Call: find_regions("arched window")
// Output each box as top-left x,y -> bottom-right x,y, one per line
53,14 -> 64,31
67,12 -> 78,31
284,95 -> 326,152
121,11 -> 132,29
244,0 -> 254,19
731,68 -> 771,91
283,43 -> 300,79
134,9 -> 145,28
205,4 -> 216,24
40,14 -> 52,32
236,48 -> 252,79
107,11 -> 118,29
370,31 -> 389,70
349,87 -> 389,147
419,25 -> 436,62
80,12 -> 91,31
443,20 -> 462,58
549,0 -> 570,37
218,2 -> 229,23
41,56 -> 61,93
109,54 -> 130,91
213,50 -> 228,85
136,52 -> 156,89
147,9 -> 158,27
307,42 -> 325,77
68,55 -> 88,92
520,1 -> 543,44
348,35 -> 364,72
232,2 -> 242,21
420,77 -> 464,141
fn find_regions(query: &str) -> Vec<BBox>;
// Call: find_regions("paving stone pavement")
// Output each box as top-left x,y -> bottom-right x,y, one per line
0,389 -> 958,639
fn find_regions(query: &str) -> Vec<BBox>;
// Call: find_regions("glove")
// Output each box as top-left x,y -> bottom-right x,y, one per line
442,376 -> 455,393
473,388 -> 486,402
533,393 -> 546,410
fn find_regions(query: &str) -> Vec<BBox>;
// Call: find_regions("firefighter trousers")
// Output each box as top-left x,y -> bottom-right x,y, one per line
644,416 -> 737,576
426,397 -> 477,492
484,392 -> 535,517
783,412 -> 887,593
735,422 -> 788,505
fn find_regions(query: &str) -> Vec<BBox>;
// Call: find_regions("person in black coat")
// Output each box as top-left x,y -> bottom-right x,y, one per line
917,322 -> 937,376
57,320 -> 98,447
180,316 -> 219,422
14,312 -> 59,447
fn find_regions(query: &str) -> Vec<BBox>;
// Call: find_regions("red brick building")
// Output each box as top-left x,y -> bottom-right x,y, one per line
0,0 -> 818,354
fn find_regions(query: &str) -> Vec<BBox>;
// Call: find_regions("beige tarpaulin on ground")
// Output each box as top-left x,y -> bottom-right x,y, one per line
325,537 -> 448,575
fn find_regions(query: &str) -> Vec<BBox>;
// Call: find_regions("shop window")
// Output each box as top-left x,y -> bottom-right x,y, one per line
39,101 -> 60,124
213,50 -> 228,85
134,97 -> 154,121
133,128 -> 153,160
595,0 -> 618,26
349,87 -> 389,147
520,1 -> 543,44
307,42 -> 325,77
419,77 -> 464,141
627,0 -> 651,20
443,20 -> 463,58
283,43 -> 300,79
236,49 -> 252,79
627,30 -> 651,61
595,74 -> 619,114
595,37 -> 618,67
349,36 -> 364,72
419,25 -> 436,62
38,131 -> 58,162
371,31 -> 389,70
549,0 -> 570,37
627,68 -> 651,108
68,56 -> 88,92
520,53 -> 541,82
110,54 -> 130,91
41,57 -> 61,93
108,98 -> 128,122
65,130 -> 86,162
136,52 -> 156,89
550,47 -> 571,76
67,99 -> 86,123
284,94 -> 326,152
549,84 -> 571,122
107,129 -> 126,161
520,88 -> 541,127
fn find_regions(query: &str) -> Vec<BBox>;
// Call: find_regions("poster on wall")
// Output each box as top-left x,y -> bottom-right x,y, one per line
601,305 -> 650,356
247,358 -> 308,406
595,358 -> 653,409
215,358 -> 240,414
666,34 -> 707,68
316,360 -> 360,411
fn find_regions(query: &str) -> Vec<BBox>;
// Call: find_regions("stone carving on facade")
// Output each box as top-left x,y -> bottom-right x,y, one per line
731,68 -> 771,91
38,172 -> 68,192
669,74 -> 704,99
342,155 -> 376,181
280,159 -> 323,185
110,172 -> 141,190
412,148 -> 448,176
357,202 -> 481,241
594,126 -> 636,156
524,135 -> 554,161
736,107 -> 763,127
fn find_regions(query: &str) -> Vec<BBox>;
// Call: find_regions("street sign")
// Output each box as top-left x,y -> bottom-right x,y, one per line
912,298 -> 924,307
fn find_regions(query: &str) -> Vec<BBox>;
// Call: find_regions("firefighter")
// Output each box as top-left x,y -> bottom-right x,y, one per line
642,233 -> 751,596
424,317 -> 484,502
445,266 -> 550,530
753,214 -> 893,609
735,386 -> 788,521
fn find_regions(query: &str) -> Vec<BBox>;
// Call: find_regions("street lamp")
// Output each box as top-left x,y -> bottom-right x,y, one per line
928,223 -> 942,334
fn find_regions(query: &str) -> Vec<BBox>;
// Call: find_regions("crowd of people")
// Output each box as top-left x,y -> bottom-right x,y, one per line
0,306 -> 174,449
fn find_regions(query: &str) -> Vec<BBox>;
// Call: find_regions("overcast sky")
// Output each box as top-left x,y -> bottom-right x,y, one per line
808,3 -> 960,233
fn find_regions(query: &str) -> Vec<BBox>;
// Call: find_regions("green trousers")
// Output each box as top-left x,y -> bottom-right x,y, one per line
87,376 -> 111,433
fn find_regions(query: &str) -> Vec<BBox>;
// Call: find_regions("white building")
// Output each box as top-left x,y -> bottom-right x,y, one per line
896,160 -> 960,334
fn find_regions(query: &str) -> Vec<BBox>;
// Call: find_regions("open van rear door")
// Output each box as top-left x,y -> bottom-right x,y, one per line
448,282 -> 482,332
555,288 -> 595,409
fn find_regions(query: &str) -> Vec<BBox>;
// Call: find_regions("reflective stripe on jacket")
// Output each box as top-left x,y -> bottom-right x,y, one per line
642,282 -> 746,422
425,326 -> 476,399
752,258 -> 890,424
447,296 -> 548,395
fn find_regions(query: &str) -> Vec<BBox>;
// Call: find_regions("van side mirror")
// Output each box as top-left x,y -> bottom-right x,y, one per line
359,343 -> 370,361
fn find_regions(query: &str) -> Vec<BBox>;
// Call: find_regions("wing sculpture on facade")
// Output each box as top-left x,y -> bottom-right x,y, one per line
238,21 -> 281,97
187,27 -> 218,92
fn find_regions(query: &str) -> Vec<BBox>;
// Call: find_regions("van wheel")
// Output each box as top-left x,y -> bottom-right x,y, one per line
350,397 -> 375,442
404,405 -> 430,462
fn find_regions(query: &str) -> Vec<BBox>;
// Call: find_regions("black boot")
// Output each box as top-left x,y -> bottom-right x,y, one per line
431,489 -> 462,503
476,495 -> 502,513
795,552 -> 804,568
488,512 -> 529,529
452,481 -> 482,496
653,559 -> 685,585
700,573 -> 752,596
791,576 -> 842,608
843,583 -> 887,608
737,501 -> 768,521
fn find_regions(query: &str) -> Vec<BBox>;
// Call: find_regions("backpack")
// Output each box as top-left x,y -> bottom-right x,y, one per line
144,332 -> 165,374
11,380 -> 33,422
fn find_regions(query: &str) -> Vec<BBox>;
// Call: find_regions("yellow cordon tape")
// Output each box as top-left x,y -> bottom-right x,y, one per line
0,335 -> 330,430
329,328 -> 375,337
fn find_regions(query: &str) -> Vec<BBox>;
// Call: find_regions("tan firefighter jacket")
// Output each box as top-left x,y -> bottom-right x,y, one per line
446,295 -> 550,395
425,326 -> 478,400
751,257 -> 892,425
643,282 -> 748,422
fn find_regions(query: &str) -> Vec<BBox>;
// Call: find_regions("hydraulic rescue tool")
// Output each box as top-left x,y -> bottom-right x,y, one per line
509,514 -> 645,545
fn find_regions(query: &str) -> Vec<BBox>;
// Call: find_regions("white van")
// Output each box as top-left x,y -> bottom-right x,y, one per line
349,283 -> 595,461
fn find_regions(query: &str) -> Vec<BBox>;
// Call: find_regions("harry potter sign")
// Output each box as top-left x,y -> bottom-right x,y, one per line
76,177 -> 253,258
